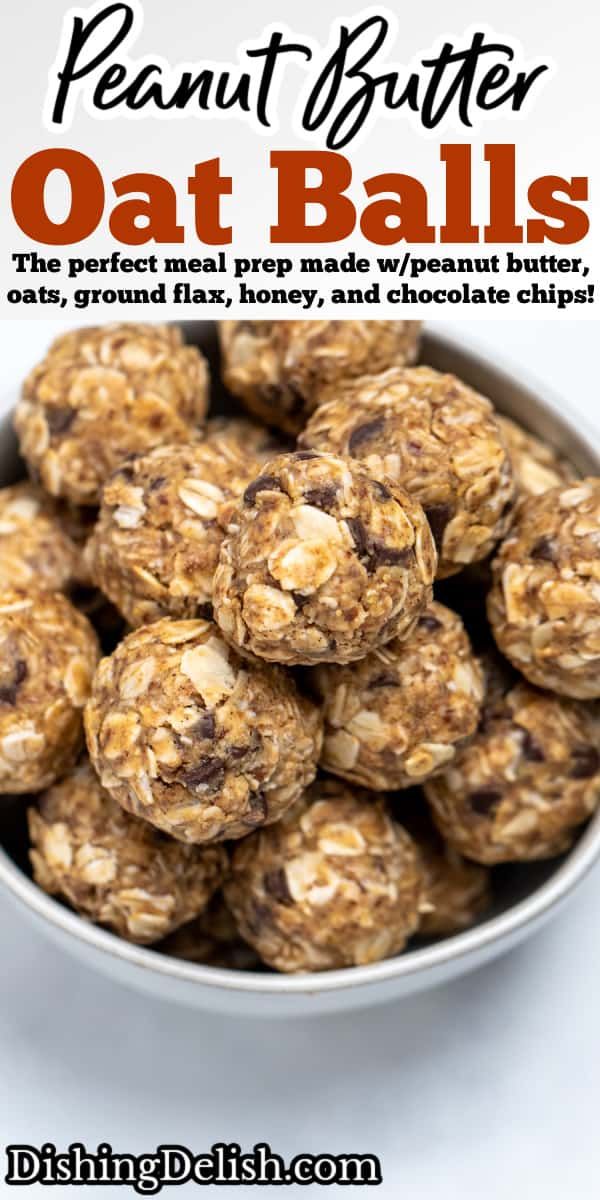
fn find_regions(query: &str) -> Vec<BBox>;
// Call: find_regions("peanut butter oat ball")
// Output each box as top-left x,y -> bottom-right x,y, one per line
487,479 -> 600,698
219,320 -> 421,434
85,617 -> 322,844
424,672 -> 600,864
300,366 -> 516,577
313,602 -> 483,789
497,415 -> 577,498
213,451 -> 436,665
417,831 -> 492,937
160,893 -> 261,969
85,436 -> 258,627
0,589 -> 99,793
225,780 -> 425,972
15,323 -> 209,505
0,482 -> 81,592
28,761 -> 227,944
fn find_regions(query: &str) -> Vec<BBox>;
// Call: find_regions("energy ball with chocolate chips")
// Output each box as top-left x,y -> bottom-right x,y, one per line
85,435 -> 259,627
497,415 -> 577,499
300,366 -> 516,577
15,323 -> 209,506
160,892 -> 261,970
225,779 -> 425,973
218,320 -> 421,434
0,482 -> 82,593
85,617 -> 322,844
28,760 -> 227,945
424,669 -> 600,864
213,451 -> 436,666
0,589 -> 99,793
487,478 -> 600,699
313,602 -> 483,789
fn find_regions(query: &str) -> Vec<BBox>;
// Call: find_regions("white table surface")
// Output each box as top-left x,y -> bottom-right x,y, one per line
1,320 -> 599,1199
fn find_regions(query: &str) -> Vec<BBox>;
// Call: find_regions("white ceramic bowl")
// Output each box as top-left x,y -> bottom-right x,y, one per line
0,325 -> 598,1018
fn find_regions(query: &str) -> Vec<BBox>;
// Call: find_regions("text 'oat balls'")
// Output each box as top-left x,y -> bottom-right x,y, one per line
85,617 -> 323,844
15,323 -> 209,506
28,761 -> 227,944
300,365 -> 516,577
213,451 -> 436,665
313,602 -> 483,790
424,671 -> 600,864
85,434 -> 259,627
0,589 -> 99,793
487,478 -> 600,698
219,320 -> 422,434
225,780 -> 425,973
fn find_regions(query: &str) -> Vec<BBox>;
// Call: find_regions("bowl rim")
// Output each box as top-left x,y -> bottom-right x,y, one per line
1,325 -> 599,998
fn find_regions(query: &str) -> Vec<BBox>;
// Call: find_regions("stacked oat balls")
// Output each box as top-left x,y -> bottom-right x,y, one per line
6,320 -> 599,975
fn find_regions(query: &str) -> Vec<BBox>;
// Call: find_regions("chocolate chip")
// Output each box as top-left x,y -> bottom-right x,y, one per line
190,713 -> 216,741
0,659 -> 28,706
243,475 -> 284,505
417,614 -> 442,632
424,504 -> 452,551
372,480 -> 392,501
368,543 -> 413,570
346,516 -> 369,559
303,485 -> 338,511
469,788 -> 502,815
196,602 -> 213,621
263,868 -> 293,905
369,670 -> 398,689
179,757 -> 225,791
570,746 -> 600,779
46,407 -> 76,436
531,536 -> 556,562
521,730 -> 545,762
348,416 -> 385,453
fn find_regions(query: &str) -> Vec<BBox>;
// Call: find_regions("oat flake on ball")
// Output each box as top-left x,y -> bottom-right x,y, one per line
0,588 -> 99,793
85,435 -> 259,627
225,779 -> 425,973
84,617 -> 323,844
313,602 -> 483,789
28,760 -> 227,944
300,365 -> 516,578
487,478 -> 600,698
15,323 -> 209,506
213,451 -> 436,665
218,320 -> 421,434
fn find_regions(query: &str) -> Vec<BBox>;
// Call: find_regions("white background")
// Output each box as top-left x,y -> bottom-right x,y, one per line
0,318 -> 599,1198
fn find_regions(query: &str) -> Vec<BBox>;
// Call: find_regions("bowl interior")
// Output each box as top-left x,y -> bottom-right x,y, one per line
0,322 -> 598,996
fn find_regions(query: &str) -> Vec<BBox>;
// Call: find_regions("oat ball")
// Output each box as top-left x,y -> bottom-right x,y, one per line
313,602 -> 483,789
497,415 -> 577,498
28,761 -> 227,944
300,366 -> 516,577
160,893 -> 261,969
15,323 -> 209,505
0,482 -> 82,592
424,672 -> 600,864
417,831 -> 491,937
219,320 -> 421,434
205,416 -> 290,464
0,589 -> 99,793
225,780 -> 425,972
85,617 -> 322,844
85,436 -> 259,627
213,451 -> 436,665
487,479 -> 600,698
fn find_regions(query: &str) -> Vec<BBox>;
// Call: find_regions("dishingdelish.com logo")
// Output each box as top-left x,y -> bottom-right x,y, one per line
4,1142 -> 383,1190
